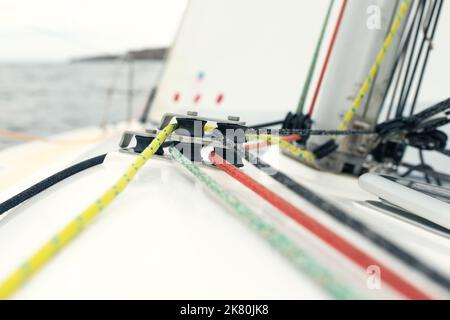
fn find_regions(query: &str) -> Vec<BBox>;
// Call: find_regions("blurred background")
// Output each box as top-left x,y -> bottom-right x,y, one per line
1,0 -> 449,170
0,0 -> 187,148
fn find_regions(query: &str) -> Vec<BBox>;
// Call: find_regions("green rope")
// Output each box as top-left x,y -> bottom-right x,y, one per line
169,146 -> 363,299
296,0 -> 335,114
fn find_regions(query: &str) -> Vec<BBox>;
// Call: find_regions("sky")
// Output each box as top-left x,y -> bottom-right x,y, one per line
0,0 -> 448,104
0,0 -> 188,61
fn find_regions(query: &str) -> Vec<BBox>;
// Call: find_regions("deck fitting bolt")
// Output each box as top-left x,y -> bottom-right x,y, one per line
187,111 -> 198,117
228,116 -> 240,122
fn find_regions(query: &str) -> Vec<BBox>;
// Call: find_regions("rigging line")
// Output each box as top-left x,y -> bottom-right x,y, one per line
338,0 -> 412,131
401,0 -> 439,116
246,127 -> 374,165
401,0 -> 440,116
168,147 -> 363,299
139,87 -> 157,124
390,2 -> 426,119
204,124 -> 315,162
126,55 -> 135,123
410,97 -> 450,123
246,122 -> 376,135
386,46 -> 408,120
250,120 -> 284,129
439,149 -> 450,157
396,0 -> 427,117
307,0 -> 348,117
296,0 -> 336,115
100,57 -> 127,128
138,50 -> 171,124
385,0 -> 418,120
245,134 -> 316,163
409,0 -> 444,116
363,0 -> 400,118
0,123 -> 177,300
419,150 -> 431,184
378,0 -> 403,110
399,163 -> 441,186
278,139 -> 316,163
207,124 -> 373,136
362,0 -> 401,120
245,135 -> 300,151
216,133 -> 450,297
248,129 -> 375,136
401,162 -> 450,183
209,152 -> 433,300
244,128 -> 375,165
0,154 -> 107,216
210,123 -> 375,137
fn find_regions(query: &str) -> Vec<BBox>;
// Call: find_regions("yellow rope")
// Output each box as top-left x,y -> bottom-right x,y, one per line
0,123 -> 177,299
246,134 -> 316,162
338,0 -> 411,131
0,129 -> 112,145
200,2 -> 412,164
278,140 -> 316,162
207,124 -> 316,162
207,125 -> 316,162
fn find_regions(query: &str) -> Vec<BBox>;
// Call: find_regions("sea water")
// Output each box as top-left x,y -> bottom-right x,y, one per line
0,61 -> 162,149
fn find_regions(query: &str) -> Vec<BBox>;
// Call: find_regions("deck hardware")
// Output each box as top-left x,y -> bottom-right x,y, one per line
119,112 -> 247,167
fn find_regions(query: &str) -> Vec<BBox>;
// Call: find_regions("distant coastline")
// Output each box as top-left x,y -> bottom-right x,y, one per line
70,48 -> 167,63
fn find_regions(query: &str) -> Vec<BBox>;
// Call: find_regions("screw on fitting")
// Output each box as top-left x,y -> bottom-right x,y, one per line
228,116 -> 240,122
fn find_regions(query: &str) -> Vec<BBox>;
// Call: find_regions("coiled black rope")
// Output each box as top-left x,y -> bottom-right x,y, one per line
0,154 -> 107,216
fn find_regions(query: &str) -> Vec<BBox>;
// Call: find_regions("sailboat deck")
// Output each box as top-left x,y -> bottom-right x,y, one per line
0,130 -> 448,299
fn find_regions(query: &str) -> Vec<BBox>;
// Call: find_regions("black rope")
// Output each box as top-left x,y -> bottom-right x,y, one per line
410,97 -> 450,124
400,161 -> 442,186
247,128 -> 375,137
419,150 -> 431,184
403,0 -> 440,116
384,50 -> 406,120
401,161 -> 450,184
384,0 -> 420,120
440,149 -> 450,157
396,0 -> 427,117
0,154 -> 107,216
249,120 -> 284,129
217,134 -> 450,293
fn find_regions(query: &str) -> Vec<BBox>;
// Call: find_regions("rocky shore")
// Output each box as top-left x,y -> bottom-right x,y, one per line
70,48 -> 167,62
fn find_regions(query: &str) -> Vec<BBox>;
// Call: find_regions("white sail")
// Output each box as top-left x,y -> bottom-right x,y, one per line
149,0 -> 337,124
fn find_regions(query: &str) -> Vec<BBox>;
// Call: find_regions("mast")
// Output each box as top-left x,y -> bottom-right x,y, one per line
308,0 -> 411,174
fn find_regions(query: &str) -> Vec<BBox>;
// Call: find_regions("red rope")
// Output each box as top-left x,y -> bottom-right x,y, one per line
210,152 -> 431,300
308,0 -> 348,116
